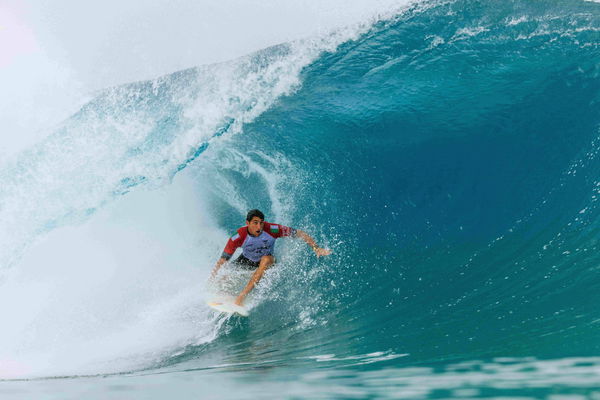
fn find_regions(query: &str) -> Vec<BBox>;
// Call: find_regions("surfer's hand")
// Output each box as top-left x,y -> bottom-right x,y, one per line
314,247 -> 332,257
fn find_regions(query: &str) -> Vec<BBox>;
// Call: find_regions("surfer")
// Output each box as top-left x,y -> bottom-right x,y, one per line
209,209 -> 332,306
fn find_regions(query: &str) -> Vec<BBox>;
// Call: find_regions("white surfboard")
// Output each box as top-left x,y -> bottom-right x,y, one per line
207,297 -> 249,317
206,270 -> 253,317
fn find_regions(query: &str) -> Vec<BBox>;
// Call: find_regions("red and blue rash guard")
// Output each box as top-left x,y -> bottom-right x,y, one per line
221,222 -> 297,263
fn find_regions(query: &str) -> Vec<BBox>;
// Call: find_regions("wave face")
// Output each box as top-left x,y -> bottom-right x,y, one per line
2,0 -> 600,397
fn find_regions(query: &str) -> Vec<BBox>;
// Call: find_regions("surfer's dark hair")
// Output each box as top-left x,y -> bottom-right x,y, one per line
246,209 -> 265,221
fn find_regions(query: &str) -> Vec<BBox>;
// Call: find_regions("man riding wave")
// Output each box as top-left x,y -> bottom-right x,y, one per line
210,209 -> 331,306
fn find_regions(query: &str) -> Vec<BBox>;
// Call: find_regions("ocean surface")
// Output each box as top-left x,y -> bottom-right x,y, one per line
2,0 -> 600,398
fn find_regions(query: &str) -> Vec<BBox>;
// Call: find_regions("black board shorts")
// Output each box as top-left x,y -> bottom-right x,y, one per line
232,254 -> 262,270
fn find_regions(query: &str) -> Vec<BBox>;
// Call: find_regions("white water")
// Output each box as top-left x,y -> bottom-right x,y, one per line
0,173 -> 219,377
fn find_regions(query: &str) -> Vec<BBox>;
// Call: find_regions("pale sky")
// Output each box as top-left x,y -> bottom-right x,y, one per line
0,1 -> 37,67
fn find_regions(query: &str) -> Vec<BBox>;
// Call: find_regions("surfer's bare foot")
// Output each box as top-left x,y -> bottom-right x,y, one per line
234,297 -> 244,306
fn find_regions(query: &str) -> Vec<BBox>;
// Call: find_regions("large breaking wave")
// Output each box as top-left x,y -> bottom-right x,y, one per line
1,2 -> 600,397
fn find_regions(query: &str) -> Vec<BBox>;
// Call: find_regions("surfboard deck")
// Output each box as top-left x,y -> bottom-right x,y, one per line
207,297 -> 249,317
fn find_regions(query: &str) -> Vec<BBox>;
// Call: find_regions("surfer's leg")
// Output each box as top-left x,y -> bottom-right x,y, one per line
235,255 -> 274,305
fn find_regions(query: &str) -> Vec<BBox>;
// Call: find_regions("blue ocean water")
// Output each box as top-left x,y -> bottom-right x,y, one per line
1,0 -> 600,398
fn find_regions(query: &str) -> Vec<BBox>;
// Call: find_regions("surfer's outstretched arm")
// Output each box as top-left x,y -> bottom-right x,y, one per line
210,257 -> 227,280
295,230 -> 332,257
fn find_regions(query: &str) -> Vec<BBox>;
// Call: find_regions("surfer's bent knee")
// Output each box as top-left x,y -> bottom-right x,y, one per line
260,255 -> 275,267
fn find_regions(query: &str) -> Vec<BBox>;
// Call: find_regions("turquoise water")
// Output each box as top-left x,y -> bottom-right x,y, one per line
2,0 -> 600,398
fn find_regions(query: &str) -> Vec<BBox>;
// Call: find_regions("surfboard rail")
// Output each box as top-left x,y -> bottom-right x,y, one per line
207,299 -> 249,317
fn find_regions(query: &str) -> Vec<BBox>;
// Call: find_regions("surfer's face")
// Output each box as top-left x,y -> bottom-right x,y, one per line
246,217 -> 264,236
